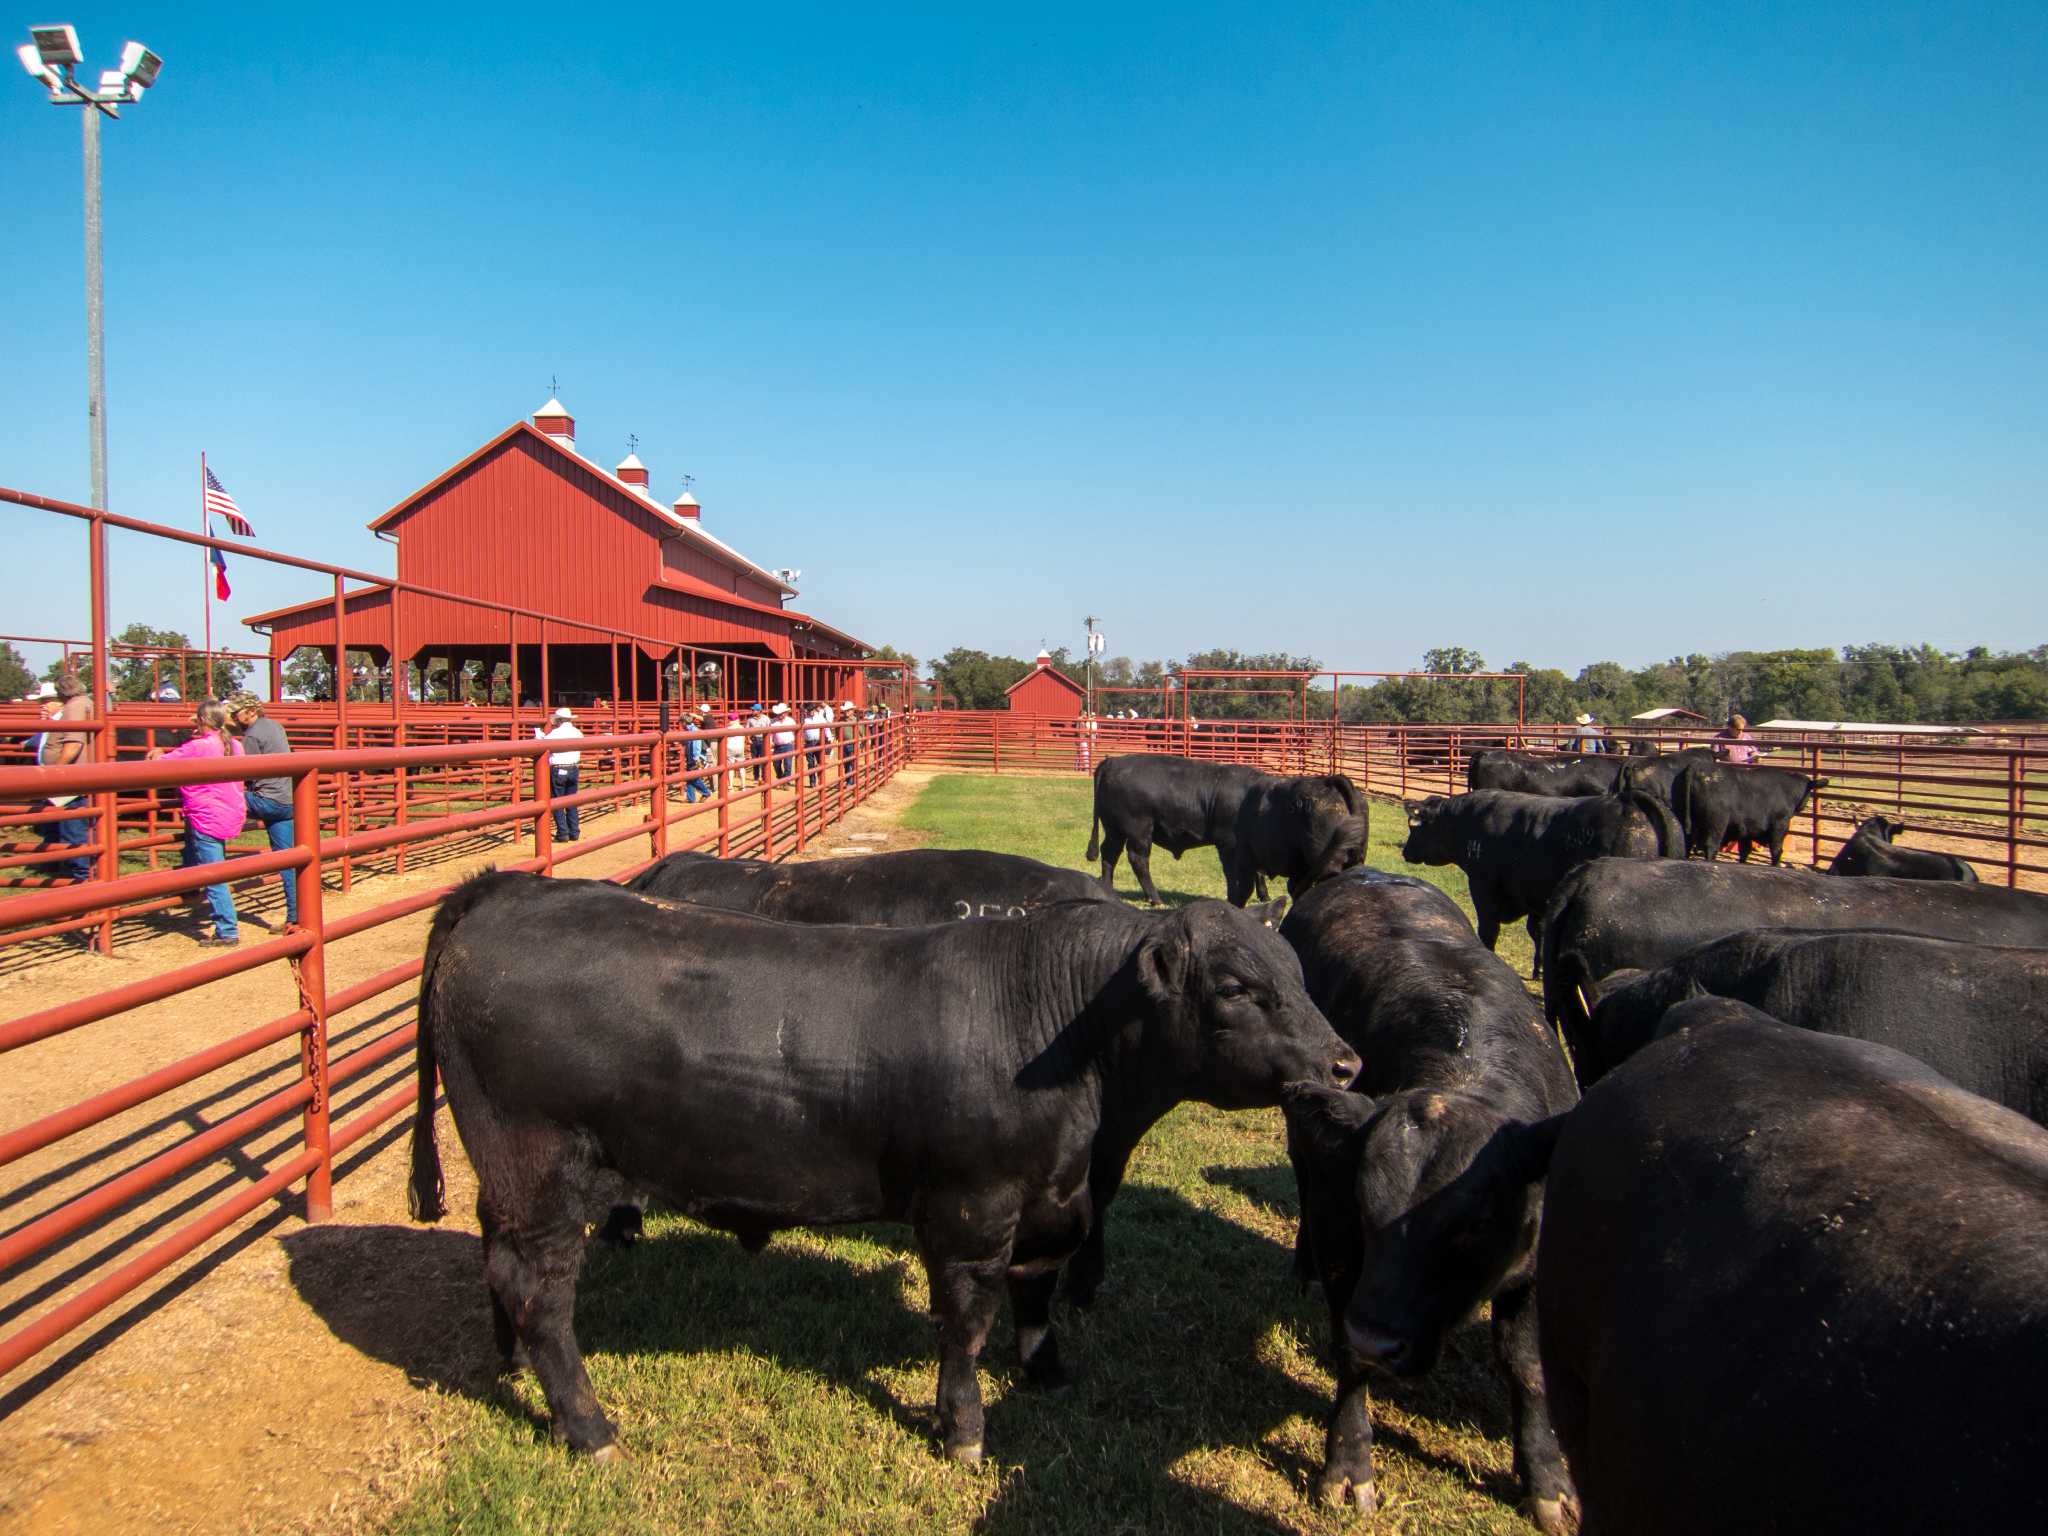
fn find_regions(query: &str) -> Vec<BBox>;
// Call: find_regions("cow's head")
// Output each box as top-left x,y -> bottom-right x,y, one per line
1285,776 -> 1370,896
1285,1082 -> 1565,1376
1855,814 -> 1906,845
1399,797 -> 1454,866
1137,901 -> 1357,1107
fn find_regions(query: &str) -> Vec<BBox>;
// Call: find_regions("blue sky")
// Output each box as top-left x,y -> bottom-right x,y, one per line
3,1 -> 2042,678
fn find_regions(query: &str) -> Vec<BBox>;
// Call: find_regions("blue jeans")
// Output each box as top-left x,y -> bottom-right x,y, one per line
551,767 -> 580,841
245,791 -> 299,925
182,829 -> 239,940
45,807 -> 93,884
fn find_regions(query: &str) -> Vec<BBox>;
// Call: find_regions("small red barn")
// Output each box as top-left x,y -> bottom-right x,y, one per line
1006,650 -> 1085,718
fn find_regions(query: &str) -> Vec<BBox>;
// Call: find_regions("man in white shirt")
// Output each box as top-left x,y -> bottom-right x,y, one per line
536,706 -> 584,841
803,703 -> 833,786
770,703 -> 797,781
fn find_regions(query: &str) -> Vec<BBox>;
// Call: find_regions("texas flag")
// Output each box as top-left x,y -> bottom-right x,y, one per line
211,545 -> 231,601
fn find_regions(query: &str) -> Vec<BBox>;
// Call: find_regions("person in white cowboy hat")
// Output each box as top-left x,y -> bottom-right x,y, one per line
769,703 -> 797,781
535,705 -> 584,841
1569,711 -> 1610,755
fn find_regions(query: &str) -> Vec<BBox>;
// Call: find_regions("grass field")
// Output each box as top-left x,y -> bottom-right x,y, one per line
382,776 -> 1540,1535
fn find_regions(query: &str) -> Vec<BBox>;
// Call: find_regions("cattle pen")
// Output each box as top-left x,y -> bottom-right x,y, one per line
1,480 -> 2042,1523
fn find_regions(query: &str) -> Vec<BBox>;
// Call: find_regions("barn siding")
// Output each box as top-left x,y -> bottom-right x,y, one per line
1007,667 -> 1085,718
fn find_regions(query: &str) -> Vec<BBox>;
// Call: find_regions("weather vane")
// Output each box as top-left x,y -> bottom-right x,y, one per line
627,433 -> 639,455
680,473 -> 696,488
549,373 -> 560,397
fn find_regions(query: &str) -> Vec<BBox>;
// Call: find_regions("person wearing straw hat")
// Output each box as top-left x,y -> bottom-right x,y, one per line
536,706 -> 584,841
227,691 -> 299,927
839,699 -> 860,780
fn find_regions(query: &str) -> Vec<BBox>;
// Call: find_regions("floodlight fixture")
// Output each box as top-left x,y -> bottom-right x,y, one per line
17,41 -> 60,86
117,40 -> 160,89
29,23 -> 81,68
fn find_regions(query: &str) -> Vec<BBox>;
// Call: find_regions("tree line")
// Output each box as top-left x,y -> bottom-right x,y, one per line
927,642 -> 2048,724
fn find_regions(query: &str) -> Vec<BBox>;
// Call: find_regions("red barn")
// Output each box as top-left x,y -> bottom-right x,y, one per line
245,396 -> 870,706
1005,650 -> 1085,718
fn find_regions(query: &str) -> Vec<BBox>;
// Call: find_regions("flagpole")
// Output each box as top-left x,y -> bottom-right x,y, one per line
200,451 -> 212,699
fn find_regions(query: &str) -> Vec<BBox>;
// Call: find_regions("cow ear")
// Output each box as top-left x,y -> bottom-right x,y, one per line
1496,1113 -> 1569,1188
1136,923 -> 1192,1005
1282,1081 -> 1375,1163
1402,798 -> 1423,822
1250,895 -> 1288,928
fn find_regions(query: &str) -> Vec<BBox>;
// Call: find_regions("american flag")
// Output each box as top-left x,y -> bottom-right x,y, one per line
204,467 -> 253,536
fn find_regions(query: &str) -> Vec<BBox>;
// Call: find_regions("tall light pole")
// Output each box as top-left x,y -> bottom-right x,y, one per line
17,25 -> 163,511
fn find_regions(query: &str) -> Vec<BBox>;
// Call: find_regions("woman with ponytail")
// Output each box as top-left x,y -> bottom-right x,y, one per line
147,698 -> 248,946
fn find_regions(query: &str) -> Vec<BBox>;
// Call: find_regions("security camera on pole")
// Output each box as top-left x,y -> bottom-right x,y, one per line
1083,616 -> 1105,716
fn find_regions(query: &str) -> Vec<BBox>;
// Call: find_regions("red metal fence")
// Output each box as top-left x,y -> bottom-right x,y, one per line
0,713 -> 907,1380
904,712 -> 2045,889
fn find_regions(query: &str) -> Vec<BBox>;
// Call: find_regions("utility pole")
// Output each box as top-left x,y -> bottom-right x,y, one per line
1083,616 -> 1101,716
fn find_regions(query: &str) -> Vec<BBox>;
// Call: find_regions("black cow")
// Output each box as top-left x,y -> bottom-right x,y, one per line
1672,760 -> 1827,863
1467,749 -> 1621,797
604,847 -> 1116,1246
407,870 -> 1357,1463
1084,753 -> 1367,907
1826,814 -> 1979,881
1609,747 -> 1713,810
1502,1006 -> 2048,1533
1539,857 -> 2048,1047
1578,930 -> 2048,1117
625,847 -> 1114,922
1400,789 -> 1682,975
1280,872 -> 1579,1530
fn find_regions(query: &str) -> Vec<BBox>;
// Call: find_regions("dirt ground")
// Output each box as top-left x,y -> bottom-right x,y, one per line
0,769 -> 938,1536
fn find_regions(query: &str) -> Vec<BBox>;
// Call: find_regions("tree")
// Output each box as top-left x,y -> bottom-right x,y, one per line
1177,648 -> 1322,720
929,648 -> 1034,711
0,643 -> 35,700
280,646 -> 384,702
1421,646 -> 1486,676
58,624 -> 252,702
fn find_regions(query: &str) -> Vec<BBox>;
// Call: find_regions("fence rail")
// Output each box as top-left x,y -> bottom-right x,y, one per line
0,714 -> 907,1380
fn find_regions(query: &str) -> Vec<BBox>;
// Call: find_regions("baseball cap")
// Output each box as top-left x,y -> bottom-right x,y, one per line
227,690 -> 263,713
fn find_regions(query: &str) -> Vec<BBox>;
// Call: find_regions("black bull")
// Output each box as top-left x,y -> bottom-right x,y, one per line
625,847 -> 1115,922
1084,753 -> 1368,907
407,871 -> 1358,1463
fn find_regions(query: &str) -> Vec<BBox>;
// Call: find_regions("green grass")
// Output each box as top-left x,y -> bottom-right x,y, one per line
380,776 -> 1538,1535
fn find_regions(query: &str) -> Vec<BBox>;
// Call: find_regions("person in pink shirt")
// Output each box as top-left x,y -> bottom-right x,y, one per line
147,699 -> 248,946
1713,712 -> 1761,766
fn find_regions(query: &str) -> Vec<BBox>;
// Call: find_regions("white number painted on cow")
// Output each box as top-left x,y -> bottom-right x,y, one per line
953,899 -> 1030,920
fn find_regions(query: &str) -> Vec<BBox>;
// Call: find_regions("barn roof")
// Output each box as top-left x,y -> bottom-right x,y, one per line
1631,707 -> 1709,722
1756,719 -> 1986,736
367,420 -> 798,598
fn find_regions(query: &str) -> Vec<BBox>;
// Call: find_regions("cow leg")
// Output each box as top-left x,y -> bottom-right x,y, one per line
482,1216 -> 617,1456
1525,914 -> 1544,979
1064,1132 -> 1136,1308
925,1250 -> 1009,1463
1007,1270 -> 1072,1388
477,1206 -> 529,1375
1317,1351 -> 1378,1512
1254,871 -> 1272,903
1472,886 -> 1502,953
1767,820 -> 1788,866
1126,839 -> 1166,907
1737,835 -> 1755,863
1492,1279 -> 1577,1535
1097,830 -> 1126,894
1700,821 -> 1724,861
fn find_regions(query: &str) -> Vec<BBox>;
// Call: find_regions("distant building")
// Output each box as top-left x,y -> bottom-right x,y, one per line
1631,707 -> 1709,724
245,396 -> 870,706
1005,649 -> 1085,719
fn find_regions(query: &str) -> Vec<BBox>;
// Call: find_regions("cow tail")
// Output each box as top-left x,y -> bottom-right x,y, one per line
1626,788 -> 1685,859
1084,764 -> 1104,862
407,871 -> 495,1222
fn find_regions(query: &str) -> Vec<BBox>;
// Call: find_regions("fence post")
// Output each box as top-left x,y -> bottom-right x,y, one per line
651,726 -> 670,861
794,750 -> 808,854
534,748 -> 555,874
2009,751 -> 2024,890
291,768 -> 332,1222
1809,743 -> 1824,868
718,748 -> 732,858
993,722 -> 1002,775
393,720 -> 409,876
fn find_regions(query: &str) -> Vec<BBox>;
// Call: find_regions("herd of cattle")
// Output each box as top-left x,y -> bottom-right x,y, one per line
404,749 -> 2047,1531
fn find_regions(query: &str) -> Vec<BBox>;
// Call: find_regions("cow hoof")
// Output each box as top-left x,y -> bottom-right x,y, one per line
945,1440 -> 983,1466
1526,1492 -> 1580,1534
1316,1471 -> 1376,1515
588,1442 -> 625,1465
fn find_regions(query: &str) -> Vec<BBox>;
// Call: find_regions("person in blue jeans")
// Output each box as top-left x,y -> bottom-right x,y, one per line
147,700 -> 247,947
228,692 -> 299,926
682,705 -> 712,803
537,706 -> 584,841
